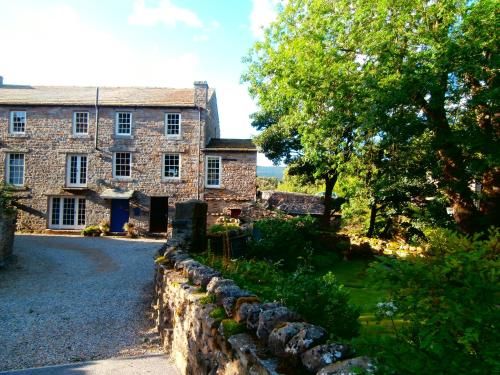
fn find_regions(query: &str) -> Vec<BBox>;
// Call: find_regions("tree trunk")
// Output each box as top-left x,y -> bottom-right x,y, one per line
418,82 -> 481,233
322,175 -> 338,229
367,203 -> 377,238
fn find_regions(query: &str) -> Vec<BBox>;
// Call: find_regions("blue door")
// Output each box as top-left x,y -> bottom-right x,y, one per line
111,199 -> 130,232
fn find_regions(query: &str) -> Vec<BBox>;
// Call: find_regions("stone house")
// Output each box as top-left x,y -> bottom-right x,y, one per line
0,76 -> 256,233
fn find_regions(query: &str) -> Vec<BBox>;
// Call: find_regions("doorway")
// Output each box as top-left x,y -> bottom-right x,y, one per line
149,197 -> 168,232
110,199 -> 130,232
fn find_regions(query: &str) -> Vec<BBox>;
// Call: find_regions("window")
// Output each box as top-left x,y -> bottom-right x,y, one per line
116,112 -> 132,135
73,112 -> 89,134
206,156 -> 221,188
163,154 -> 180,179
165,113 -> 181,136
49,197 -> 86,229
6,153 -> 25,186
113,152 -> 131,178
10,111 -> 26,134
67,155 -> 87,187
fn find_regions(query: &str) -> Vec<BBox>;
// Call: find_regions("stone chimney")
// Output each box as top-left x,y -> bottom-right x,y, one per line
0,76 -> 3,86
194,81 -> 208,108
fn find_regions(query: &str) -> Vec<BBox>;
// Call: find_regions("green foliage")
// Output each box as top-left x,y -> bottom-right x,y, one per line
249,216 -> 319,269
0,184 -> 17,215
209,306 -> 228,321
364,229 -> 500,374
208,223 -> 240,234
277,171 -> 325,195
81,225 -> 101,237
280,268 -> 361,340
256,177 -> 279,191
199,294 -> 216,305
220,319 -> 247,338
243,0 -> 500,233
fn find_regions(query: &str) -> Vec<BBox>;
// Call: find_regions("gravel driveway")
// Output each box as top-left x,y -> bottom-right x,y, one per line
0,234 -> 165,371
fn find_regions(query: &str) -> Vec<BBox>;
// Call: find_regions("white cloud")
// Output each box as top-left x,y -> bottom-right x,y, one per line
249,0 -> 281,38
193,34 -> 209,43
0,4 -> 200,87
128,0 -> 202,28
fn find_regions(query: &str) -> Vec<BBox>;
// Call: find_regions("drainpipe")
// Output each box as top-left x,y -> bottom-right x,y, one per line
197,106 -> 202,200
94,87 -> 99,150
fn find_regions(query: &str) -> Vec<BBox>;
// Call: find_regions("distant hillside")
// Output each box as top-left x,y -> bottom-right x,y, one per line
257,166 -> 286,180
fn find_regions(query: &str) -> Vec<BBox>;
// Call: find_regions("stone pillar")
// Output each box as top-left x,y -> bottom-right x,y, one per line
172,199 -> 207,253
0,209 -> 16,266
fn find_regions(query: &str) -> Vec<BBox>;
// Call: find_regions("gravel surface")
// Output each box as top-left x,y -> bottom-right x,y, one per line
0,234 -> 166,371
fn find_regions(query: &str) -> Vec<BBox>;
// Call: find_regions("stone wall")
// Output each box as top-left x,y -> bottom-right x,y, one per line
152,204 -> 372,375
0,209 -> 16,265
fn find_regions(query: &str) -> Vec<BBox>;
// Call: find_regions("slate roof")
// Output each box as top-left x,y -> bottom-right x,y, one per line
205,138 -> 257,151
263,191 -> 324,216
0,85 -> 215,107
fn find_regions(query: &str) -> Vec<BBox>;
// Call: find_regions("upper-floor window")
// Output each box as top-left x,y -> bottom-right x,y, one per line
6,153 -> 25,186
10,111 -> 26,134
163,154 -> 180,179
113,152 -> 131,178
206,156 -> 221,188
165,113 -> 181,137
67,155 -> 87,187
116,112 -> 132,135
73,112 -> 89,134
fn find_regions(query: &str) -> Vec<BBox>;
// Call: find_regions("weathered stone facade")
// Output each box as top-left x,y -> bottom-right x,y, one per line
0,80 -> 256,232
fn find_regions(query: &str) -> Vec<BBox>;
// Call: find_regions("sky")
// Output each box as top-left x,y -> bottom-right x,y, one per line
0,0 -> 281,166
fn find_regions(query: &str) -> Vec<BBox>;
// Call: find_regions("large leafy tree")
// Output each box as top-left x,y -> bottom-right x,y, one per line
244,0 -> 499,233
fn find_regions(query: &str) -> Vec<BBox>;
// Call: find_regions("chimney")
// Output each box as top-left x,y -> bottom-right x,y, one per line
194,81 -> 208,108
0,76 -> 3,86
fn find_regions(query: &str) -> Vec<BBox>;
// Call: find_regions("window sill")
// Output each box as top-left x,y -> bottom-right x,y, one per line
7,134 -> 28,138
69,134 -> 91,139
206,185 -> 222,189
111,177 -> 134,182
161,178 -> 182,183
10,186 -> 29,191
113,135 -> 133,139
165,135 -> 182,140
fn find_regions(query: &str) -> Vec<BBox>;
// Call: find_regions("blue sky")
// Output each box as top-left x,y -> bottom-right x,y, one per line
0,0 -> 281,165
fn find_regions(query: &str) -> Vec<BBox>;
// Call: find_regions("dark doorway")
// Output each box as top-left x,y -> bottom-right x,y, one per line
150,197 -> 168,232
110,199 -> 130,232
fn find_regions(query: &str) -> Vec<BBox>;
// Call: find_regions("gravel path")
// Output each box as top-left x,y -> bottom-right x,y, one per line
0,234 -> 167,371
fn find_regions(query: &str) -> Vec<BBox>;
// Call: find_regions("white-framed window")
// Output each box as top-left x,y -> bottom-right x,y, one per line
113,152 -> 131,178
115,112 -> 132,135
163,153 -> 180,179
6,153 -> 25,186
66,154 -> 87,187
73,112 -> 89,134
49,197 -> 86,229
10,111 -> 26,134
206,156 -> 221,188
165,113 -> 181,137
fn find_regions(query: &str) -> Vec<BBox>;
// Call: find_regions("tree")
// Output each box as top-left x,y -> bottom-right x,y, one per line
244,0 -> 499,233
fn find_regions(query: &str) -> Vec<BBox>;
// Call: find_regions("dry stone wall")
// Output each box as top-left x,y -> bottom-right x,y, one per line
152,202 -> 373,375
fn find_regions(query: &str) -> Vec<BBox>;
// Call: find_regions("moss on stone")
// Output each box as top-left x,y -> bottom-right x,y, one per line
221,319 -> 246,338
209,306 -> 227,320
199,294 -> 216,305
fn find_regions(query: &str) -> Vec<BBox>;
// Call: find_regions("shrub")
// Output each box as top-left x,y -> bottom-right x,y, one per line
81,225 -> 101,237
364,229 -> 500,375
279,268 -> 361,340
0,184 -> 17,216
123,222 -> 138,238
99,220 -> 110,235
208,223 -> 240,234
249,216 -> 319,269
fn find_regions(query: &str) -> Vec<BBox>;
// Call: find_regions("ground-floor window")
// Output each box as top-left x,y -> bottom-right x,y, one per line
49,197 -> 86,229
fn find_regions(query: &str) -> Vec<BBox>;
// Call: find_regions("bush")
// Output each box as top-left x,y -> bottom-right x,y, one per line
208,223 -> 241,234
123,222 -> 138,238
249,216 -> 319,269
99,220 -> 110,235
279,268 -> 360,340
364,229 -> 500,375
82,225 -> 101,237
0,184 -> 17,215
